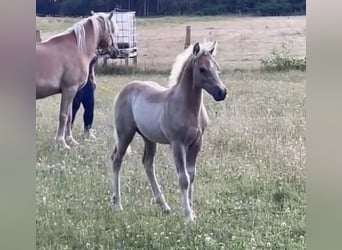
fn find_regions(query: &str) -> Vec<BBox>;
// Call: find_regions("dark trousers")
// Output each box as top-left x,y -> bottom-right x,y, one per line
72,80 -> 95,130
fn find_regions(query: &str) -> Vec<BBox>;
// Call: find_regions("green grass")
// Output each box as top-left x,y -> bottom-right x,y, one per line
36,70 -> 306,249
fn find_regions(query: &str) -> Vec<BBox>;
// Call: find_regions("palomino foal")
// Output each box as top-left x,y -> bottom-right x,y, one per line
111,41 -> 226,222
36,11 -> 118,149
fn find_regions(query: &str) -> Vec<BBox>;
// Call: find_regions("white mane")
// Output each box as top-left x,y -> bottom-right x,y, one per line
168,41 -> 218,87
47,13 -> 117,51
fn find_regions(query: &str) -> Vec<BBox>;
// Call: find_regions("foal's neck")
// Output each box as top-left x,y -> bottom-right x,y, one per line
175,58 -> 203,117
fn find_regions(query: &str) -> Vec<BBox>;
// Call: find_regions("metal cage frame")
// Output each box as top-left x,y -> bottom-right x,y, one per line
113,9 -> 137,59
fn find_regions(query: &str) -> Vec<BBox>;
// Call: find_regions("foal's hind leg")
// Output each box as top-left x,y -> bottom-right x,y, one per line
142,138 -> 171,214
111,127 -> 135,211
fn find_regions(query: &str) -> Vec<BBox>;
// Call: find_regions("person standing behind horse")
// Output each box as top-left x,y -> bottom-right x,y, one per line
71,55 -> 98,140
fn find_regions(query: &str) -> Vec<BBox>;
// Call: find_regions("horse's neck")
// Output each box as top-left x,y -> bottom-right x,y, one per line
82,20 -> 98,59
174,60 -> 203,117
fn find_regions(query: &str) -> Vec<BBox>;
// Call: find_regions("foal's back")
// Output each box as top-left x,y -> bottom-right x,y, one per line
115,80 -> 170,144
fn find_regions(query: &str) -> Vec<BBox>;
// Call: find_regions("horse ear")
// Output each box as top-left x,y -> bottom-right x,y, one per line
90,10 -> 95,15
209,41 -> 217,56
193,42 -> 200,55
108,10 -> 114,19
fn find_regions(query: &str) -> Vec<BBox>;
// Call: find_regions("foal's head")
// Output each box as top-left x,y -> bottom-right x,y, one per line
192,41 -> 227,101
91,10 -> 119,58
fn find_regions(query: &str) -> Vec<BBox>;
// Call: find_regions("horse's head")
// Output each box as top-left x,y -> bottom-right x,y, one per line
192,41 -> 227,101
91,10 -> 119,58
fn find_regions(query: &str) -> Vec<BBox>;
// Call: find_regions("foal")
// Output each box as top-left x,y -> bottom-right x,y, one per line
111,41 -> 226,222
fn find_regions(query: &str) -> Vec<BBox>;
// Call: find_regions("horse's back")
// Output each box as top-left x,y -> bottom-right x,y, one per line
121,80 -> 167,93
116,80 -> 168,104
36,37 -> 89,99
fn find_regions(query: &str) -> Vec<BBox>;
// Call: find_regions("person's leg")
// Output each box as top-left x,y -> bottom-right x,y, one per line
71,90 -> 82,129
82,81 -> 96,139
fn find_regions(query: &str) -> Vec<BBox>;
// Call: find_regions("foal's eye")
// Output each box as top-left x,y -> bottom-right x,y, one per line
199,67 -> 206,73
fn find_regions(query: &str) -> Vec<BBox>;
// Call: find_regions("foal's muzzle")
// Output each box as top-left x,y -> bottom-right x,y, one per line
212,86 -> 227,101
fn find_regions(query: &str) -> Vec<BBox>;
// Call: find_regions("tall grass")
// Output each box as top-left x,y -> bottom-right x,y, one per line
261,44 -> 306,72
36,70 -> 306,249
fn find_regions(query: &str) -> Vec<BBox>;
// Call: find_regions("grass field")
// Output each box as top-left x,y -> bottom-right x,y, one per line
36,15 -> 306,249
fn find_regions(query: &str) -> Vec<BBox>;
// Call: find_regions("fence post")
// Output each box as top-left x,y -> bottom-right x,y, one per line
184,26 -> 191,49
133,56 -> 138,68
36,30 -> 41,42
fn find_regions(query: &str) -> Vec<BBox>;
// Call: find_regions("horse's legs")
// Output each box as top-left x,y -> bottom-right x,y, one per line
55,87 -> 77,149
186,136 -> 202,210
111,126 -> 135,211
142,138 -> 171,214
172,143 -> 195,222
65,104 -> 79,146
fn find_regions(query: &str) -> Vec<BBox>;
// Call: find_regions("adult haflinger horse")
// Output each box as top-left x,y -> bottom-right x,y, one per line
36,11 -> 118,149
111,41 -> 227,222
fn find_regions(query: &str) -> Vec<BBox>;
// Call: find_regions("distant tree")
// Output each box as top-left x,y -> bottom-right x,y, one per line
89,0 -> 107,12
37,0 -> 58,15
160,0 -> 179,15
36,0 -> 306,17
60,0 -> 84,16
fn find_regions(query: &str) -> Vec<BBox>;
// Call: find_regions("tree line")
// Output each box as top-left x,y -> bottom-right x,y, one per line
37,0 -> 306,17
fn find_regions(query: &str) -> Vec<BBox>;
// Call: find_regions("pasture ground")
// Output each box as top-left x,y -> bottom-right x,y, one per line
36,15 -> 306,249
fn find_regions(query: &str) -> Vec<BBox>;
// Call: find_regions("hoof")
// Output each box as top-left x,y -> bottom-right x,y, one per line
65,136 -> 79,146
185,211 -> 196,223
111,203 -> 123,212
55,136 -> 70,150
185,216 -> 195,224
162,205 -> 172,214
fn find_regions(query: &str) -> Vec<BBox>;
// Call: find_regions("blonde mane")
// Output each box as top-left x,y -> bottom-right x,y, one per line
168,41 -> 218,87
47,13 -> 117,51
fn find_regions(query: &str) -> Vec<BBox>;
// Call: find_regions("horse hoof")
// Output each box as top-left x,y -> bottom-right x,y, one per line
65,136 -> 79,146
60,143 -> 71,150
185,211 -> 196,223
185,216 -> 195,224
55,137 -> 71,149
111,204 -> 123,212
162,205 -> 171,214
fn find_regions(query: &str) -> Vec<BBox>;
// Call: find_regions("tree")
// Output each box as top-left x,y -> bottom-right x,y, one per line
36,0 -> 306,17
60,0 -> 84,16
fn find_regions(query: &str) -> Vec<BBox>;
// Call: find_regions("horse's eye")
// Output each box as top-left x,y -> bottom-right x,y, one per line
199,67 -> 206,73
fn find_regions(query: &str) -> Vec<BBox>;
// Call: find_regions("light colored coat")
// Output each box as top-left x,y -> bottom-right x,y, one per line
111,41 -> 227,222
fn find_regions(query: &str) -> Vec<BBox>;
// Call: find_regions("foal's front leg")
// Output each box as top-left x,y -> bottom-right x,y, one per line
172,143 -> 195,222
186,136 -> 202,211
